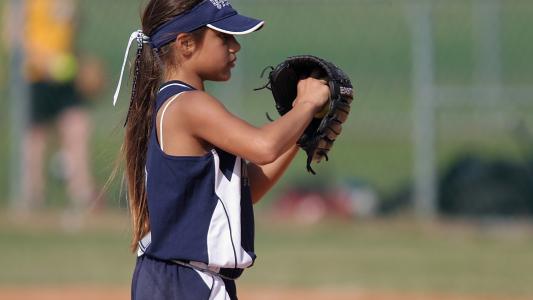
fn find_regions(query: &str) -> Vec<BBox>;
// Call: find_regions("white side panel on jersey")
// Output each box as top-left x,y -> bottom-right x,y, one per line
207,149 -> 254,268
207,200 -> 239,266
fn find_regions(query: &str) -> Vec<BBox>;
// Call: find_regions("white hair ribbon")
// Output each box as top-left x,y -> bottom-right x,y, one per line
113,30 -> 150,106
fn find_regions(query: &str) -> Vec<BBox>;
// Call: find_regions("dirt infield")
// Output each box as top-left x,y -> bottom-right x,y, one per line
0,286 -> 527,300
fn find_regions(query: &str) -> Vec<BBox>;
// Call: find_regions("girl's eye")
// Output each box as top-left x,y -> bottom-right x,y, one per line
219,33 -> 230,42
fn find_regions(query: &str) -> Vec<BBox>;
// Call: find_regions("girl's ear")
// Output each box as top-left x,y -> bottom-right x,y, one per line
175,33 -> 196,56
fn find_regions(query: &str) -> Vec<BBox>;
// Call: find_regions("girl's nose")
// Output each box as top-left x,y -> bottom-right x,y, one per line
229,36 -> 241,53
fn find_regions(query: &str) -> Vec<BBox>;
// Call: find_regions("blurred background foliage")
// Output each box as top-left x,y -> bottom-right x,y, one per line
2,0 -> 533,211
0,0 -> 532,210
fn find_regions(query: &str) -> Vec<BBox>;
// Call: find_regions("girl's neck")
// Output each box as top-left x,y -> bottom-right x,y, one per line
165,70 -> 205,91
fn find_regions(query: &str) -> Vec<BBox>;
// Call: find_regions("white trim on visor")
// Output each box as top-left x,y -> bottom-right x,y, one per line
206,21 -> 264,35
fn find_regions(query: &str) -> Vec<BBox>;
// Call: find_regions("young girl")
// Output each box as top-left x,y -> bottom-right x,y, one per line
114,0 -> 329,299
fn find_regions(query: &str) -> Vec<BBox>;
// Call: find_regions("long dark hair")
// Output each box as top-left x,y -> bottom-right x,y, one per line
124,0 -> 203,252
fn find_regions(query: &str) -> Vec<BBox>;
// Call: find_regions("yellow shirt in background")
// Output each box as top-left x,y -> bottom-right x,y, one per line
24,0 -> 77,82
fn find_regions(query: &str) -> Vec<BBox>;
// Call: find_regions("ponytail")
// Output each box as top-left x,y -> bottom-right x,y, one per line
120,0 -> 203,252
123,44 -> 161,251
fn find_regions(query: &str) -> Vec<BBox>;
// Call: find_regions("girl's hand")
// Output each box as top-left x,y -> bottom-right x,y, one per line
292,77 -> 330,113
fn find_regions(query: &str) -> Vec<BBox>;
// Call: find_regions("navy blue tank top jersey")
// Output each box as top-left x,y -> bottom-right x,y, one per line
137,81 -> 256,275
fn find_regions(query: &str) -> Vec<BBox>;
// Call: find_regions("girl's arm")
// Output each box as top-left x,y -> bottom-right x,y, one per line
176,78 -> 329,165
247,144 -> 299,204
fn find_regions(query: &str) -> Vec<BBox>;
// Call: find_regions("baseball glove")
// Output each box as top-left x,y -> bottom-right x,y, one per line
256,55 -> 355,174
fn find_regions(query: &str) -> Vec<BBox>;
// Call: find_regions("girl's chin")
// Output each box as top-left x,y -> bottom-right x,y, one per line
203,69 -> 232,82
215,72 -> 232,82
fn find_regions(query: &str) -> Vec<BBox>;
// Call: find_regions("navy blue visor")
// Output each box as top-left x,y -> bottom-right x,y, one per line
149,0 -> 264,50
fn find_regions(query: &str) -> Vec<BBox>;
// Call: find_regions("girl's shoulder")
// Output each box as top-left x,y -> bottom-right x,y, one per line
157,87 -> 227,126
169,89 -> 225,112
157,81 -> 213,101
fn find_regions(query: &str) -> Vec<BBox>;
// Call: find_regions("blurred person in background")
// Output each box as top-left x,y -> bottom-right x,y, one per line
3,0 -> 105,217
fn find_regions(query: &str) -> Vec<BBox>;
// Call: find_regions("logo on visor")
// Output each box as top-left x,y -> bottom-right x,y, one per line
210,0 -> 230,9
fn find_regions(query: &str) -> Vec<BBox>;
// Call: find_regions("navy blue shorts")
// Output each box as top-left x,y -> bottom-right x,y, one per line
131,255 -> 238,300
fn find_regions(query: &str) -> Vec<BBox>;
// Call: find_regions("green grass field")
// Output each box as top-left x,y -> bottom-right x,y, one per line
1,211 -> 533,297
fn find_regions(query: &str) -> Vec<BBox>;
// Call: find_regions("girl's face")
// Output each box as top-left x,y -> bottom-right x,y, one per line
192,28 -> 241,81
